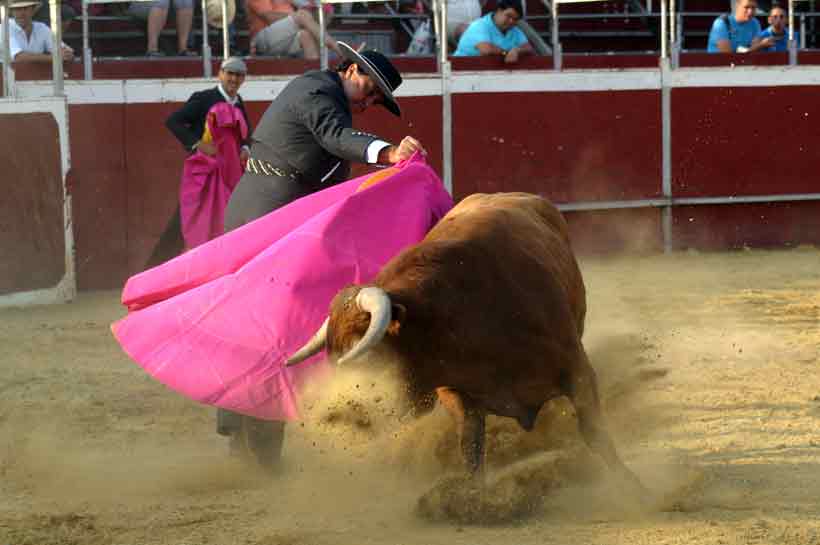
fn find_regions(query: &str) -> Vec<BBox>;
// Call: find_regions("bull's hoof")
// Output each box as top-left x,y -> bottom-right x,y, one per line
415,474 -> 543,525
415,450 -> 602,524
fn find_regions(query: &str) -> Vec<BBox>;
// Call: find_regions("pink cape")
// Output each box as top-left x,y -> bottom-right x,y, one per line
179,101 -> 249,250
112,155 -> 453,421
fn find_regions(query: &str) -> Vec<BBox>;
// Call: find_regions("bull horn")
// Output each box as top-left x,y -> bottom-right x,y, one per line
337,287 -> 391,366
286,318 -> 329,366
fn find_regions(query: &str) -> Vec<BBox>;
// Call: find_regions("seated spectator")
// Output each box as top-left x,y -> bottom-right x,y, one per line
33,0 -> 77,36
246,0 -> 340,58
204,0 -> 240,55
447,0 -> 483,48
0,0 -> 74,63
707,0 -> 775,53
128,0 -> 195,56
453,0 -> 532,63
759,3 -> 796,52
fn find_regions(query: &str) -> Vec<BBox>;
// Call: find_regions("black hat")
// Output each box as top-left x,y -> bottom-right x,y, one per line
338,42 -> 402,117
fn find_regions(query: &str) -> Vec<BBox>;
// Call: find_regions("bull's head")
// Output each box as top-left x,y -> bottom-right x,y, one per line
286,286 -> 404,367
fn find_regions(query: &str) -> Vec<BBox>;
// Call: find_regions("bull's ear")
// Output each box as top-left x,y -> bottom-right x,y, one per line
387,303 -> 406,336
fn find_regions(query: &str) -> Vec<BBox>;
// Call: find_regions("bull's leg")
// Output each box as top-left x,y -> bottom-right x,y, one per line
436,387 -> 487,476
564,352 -> 648,496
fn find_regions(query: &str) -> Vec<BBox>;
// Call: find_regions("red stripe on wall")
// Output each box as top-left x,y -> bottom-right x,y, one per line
565,207 -> 663,255
672,201 -> 820,250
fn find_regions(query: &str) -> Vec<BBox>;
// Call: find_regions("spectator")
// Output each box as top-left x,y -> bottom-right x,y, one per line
246,0 -> 340,58
165,57 -> 251,250
0,0 -> 74,63
33,0 -> 77,36
128,0 -> 195,56
146,56 -> 250,267
707,0 -> 775,53
447,0 -> 483,48
759,4 -> 796,52
453,0 -> 532,63
204,0 -> 240,55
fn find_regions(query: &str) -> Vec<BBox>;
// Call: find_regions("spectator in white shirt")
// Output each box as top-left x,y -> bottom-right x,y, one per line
1,0 -> 73,63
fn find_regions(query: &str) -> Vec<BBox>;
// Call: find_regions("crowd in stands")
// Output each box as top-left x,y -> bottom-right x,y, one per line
238,0 -> 535,60
707,0 -> 796,53
0,0 -> 807,65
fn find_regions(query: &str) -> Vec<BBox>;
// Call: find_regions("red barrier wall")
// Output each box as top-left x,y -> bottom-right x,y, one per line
671,202 -> 820,250
452,90 -> 662,202
672,86 -> 820,197
59,73 -> 820,290
69,104 -> 128,290
0,113 -> 65,294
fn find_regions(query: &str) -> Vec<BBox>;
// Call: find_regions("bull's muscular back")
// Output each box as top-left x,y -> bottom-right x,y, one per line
430,193 -> 585,336
373,193 -> 587,413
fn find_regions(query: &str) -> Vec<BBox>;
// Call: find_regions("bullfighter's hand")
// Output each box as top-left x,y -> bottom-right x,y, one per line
198,142 -> 218,156
389,136 -> 427,163
240,148 -> 250,167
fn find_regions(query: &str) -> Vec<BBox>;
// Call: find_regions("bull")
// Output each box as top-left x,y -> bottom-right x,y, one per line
287,192 -> 645,493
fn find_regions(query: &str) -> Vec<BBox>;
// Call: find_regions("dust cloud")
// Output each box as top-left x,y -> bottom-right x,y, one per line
1,248 -> 820,545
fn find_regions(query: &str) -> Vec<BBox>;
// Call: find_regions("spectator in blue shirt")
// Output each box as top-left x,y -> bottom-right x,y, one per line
759,4 -> 796,52
453,0 -> 532,63
707,0 -> 776,53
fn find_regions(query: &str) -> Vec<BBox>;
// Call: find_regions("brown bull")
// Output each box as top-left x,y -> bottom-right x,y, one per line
287,192 -> 645,492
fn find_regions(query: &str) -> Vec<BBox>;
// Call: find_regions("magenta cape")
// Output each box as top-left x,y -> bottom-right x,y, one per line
112,155 -> 453,421
179,101 -> 248,250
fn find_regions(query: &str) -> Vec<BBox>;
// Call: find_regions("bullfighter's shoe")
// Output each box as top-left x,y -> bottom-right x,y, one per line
223,415 -> 285,471
246,418 -> 286,471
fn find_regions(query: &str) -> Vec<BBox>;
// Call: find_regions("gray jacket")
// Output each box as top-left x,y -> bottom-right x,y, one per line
250,69 -> 382,187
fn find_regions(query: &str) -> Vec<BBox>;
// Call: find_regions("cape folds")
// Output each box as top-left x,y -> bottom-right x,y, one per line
111,154 -> 453,421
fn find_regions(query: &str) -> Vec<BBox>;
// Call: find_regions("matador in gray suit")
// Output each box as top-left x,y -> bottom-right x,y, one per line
219,43 -> 426,469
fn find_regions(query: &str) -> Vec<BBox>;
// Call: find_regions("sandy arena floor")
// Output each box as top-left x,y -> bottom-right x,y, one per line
1,247 -> 819,545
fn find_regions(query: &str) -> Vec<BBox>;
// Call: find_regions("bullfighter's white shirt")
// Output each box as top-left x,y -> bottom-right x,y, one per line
0,18 -> 60,61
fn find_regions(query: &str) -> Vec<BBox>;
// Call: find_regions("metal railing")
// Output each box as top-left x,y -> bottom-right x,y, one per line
318,0 -> 435,68
80,0 -> 231,79
2,0 -> 12,97
333,9 -> 430,44
82,0 -> 149,79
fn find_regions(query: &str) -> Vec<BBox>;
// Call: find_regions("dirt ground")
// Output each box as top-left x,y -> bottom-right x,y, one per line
1,247 -> 819,545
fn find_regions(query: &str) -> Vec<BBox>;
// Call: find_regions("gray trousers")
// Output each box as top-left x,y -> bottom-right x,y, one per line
224,170 -> 317,230
217,169 -> 319,464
